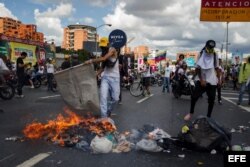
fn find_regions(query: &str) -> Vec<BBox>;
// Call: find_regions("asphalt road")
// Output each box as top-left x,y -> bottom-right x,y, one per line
0,85 -> 249,167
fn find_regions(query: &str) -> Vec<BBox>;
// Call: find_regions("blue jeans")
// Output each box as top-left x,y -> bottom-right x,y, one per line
162,77 -> 170,92
100,76 -> 120,117
238,83 -> 250,104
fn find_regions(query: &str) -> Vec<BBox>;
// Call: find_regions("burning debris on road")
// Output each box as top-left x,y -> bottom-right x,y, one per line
23,108 -> 116,148
19,108 -> 174,154
7,112 -> 247,155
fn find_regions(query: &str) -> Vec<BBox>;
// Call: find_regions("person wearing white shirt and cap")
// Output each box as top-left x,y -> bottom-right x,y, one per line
184,40 -> 221,121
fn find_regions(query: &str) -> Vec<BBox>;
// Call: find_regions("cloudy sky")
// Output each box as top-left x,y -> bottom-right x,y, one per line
0,0 -> 250,56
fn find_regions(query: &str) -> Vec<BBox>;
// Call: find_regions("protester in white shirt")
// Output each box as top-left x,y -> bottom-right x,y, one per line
142,57 -> 151,96
184,40 -> 221,121
162,62 -> 172,93
0,55 -> 10,84
46,58 -> 55,92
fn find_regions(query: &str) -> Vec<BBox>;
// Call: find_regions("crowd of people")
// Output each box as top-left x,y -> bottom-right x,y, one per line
1,39 -> 250,119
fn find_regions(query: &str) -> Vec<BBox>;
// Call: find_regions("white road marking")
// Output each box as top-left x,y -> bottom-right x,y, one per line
39,95 -> 61,99
0,154 -> 15,162
223,97 -> 248,100
221,92 -> 239,95
16,152 -> 52,167
222,97 -> 250,113
137,94 -> 154,103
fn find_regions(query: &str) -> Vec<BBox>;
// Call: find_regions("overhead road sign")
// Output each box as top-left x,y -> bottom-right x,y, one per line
200,0 -> 250,22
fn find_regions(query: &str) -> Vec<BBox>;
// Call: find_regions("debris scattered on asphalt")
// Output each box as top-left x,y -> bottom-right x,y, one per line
178,154 -> 185,158
197,161 -> 204,165
210,149 -> 217,154
243,146 -> 250,151
231,145 -> 243,151
57,160 -> 62,165
5,136 -> 24,142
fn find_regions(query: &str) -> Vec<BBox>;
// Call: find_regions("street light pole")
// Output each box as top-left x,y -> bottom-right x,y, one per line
95,24 -> 112,57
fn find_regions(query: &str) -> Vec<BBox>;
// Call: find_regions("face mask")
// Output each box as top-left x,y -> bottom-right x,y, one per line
206,47 -> 214,54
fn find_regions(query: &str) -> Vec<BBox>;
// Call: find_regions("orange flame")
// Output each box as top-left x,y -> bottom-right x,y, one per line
23,109 -> 116,145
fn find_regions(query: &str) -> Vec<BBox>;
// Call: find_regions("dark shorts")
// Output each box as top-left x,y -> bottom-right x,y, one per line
142,77 -> 150,87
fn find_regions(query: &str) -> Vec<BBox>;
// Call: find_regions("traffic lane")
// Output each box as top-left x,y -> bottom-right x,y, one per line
0,86 -> 248,167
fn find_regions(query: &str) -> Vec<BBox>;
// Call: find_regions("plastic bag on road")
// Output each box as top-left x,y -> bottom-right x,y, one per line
54,64 -> 100,116
90,136 -> 113,154
136,139 -> 163,152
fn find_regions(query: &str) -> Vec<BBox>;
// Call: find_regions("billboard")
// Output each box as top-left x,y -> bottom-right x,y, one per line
9,42 -> 37,65
200,0 -> 250,22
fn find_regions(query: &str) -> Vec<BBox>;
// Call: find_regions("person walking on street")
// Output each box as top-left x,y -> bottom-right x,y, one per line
16,52 -> 28,98
184,40 -> 221,121
46,58 -> 55,92
61,55 -> 70,70
162,62 -> 171,93
0,54 -> 10,84
84,37 -> 120,118
118,53 -> 128,104
142,57 -> 151,96
237,57 -> 250,105
217,58 -> 224,105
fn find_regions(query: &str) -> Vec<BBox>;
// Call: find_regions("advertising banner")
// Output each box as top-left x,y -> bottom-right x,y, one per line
9,42 -> 37,65
232,51 -> 243,64
109,29 -> 127,49
200,0 -> 250,22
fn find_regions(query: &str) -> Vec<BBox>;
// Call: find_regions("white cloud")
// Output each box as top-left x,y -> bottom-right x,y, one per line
233,32 -> 248,44
30,0 -> 71,4
85,0 -> 112,7
103,0 -> 250,54
0,3 -> 18,20
34,3 -> 75,46
83,17 -> 94,24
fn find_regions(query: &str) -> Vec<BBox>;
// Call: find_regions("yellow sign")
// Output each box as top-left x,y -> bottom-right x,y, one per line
200,0 -> 250,22
9,42 -> 37,65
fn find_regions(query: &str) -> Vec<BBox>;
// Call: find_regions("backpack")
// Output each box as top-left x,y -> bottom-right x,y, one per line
101,48 -> 119,69
176,116 -> 231,152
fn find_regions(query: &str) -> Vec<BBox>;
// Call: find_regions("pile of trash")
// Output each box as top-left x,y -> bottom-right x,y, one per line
75,123 -> 173,153
5,114 -> 250,155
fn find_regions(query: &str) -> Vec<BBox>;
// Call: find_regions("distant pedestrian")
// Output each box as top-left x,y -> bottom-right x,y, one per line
237,57 -> 250,105
16,52 -> 28,98
232,64 -> 239,90
217,58 -> 224,104
46,58 -> 55,92
118,53 -> 129,104
184,40 -> 221,121
142,57 -> 151,96
61,55 -> 71,70
0,54 -> 9,84
71,54 -> 80,67
162,62 -> 172,93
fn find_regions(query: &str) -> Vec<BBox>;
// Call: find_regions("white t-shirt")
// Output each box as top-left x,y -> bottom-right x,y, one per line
46,63 -> 54,74
178,68 -> 185,75
0,58 -> 9,71
195,51 -> 219,85
38,66 -> 44,74
164,66 -> 172,78
142,64 -> 151,77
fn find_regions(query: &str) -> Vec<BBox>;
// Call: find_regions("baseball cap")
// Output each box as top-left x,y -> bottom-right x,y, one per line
205,40 -> 216,49
99,37 -> 109,47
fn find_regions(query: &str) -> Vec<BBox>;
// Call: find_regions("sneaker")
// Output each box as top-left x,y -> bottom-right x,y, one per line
184,113 -> 192,121
31,86 -> 34,89
16,94 -> 24,98
218,100 -> 222,105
